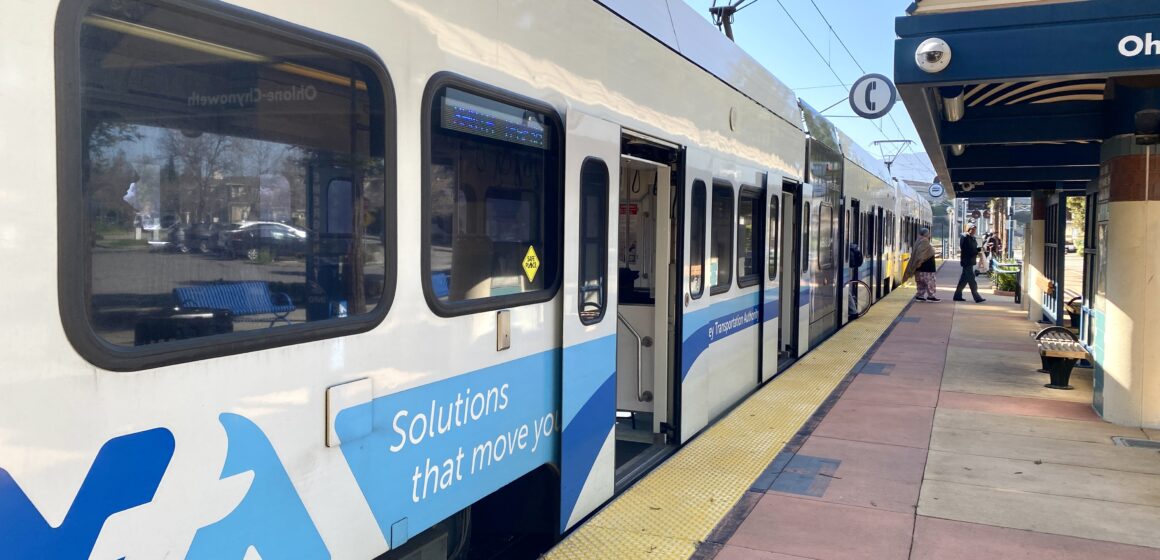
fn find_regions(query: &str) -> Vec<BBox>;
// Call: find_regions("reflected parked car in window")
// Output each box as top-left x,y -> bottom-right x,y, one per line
187,222 -> 225,253
224,222 -> 309,261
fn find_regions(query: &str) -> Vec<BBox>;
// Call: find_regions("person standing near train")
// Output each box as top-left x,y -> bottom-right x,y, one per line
954,225 -> 986,303
904,227 -> 938,301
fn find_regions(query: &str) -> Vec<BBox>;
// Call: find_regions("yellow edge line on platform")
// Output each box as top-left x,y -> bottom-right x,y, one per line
545,285 -> 915,560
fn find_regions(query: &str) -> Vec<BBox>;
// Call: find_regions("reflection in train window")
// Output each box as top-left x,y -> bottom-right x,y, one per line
710,182 -> 734,294
737,187 -> 761,287
768,197 -> 780,280
690,181 -> 707,299
75,0 -> 389,352
426,82 -> 561,314
578,159 -> 609,325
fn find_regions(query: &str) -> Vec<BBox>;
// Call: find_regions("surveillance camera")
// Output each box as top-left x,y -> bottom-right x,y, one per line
1135,109 -> 1160,145
915,38 -> 952,74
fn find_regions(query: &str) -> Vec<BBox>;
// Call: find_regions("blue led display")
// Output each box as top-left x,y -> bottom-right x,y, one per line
440,88 -> 548,150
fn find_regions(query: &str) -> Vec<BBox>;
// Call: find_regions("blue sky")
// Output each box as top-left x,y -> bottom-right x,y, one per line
681,0 -> 936,183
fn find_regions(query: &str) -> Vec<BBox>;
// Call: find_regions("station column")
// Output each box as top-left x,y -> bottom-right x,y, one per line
1093,85 -> 1160,427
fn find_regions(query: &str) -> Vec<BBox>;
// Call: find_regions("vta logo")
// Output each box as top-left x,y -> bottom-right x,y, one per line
0,415 -> 331,559
0,429 -> 175,558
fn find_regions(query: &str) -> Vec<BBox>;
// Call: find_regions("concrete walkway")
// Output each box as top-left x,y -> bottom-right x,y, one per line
709,263 -> 1160,560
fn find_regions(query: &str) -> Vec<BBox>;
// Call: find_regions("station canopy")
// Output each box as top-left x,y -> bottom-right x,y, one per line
895,0 -> 1160,198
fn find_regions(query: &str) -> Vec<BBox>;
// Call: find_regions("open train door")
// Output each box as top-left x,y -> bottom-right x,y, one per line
559,111 -> 620,532
778,182 -> 802,367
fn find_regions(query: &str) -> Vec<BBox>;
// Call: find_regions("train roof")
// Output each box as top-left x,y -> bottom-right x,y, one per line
595,0 -> 802,131
837,130 -> 893,186
597,0 -> 896,187
800,101 -> 842,154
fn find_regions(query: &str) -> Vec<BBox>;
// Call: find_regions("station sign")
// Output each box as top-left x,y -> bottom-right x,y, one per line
929,183 -> 945,198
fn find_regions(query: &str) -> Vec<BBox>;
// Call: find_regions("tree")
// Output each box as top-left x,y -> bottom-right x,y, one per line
1066,196 -> 1086,246
163,131 -> 236,223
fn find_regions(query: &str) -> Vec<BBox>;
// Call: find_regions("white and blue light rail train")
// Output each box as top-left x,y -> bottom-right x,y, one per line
0,0 -> 931,558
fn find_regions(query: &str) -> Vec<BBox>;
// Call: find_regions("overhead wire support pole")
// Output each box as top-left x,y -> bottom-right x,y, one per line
709,0 -> 755,42
872,139 -> 913,176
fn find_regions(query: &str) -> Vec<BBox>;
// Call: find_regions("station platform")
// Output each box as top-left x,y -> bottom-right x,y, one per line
546,263 -> 1160,560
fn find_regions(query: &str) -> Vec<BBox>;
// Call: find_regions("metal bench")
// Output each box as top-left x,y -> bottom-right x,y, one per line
1032,326 -> 1090,390
173,281 -> 295,327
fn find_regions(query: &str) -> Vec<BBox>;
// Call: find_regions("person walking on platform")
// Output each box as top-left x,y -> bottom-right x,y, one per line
904,227 -> 938,301
954,225 -> 986,303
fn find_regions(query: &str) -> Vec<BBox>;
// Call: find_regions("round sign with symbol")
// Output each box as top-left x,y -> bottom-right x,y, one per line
928,183 -> 945,198
849,74 -> 898,120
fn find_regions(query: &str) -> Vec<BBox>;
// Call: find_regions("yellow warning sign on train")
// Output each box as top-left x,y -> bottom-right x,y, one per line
522,246 -> 540,282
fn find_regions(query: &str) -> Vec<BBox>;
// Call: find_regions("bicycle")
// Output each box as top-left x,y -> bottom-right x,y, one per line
846,279 -> 873,320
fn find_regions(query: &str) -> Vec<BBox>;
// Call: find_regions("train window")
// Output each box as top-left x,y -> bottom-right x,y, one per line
64,0 -> 394,368
424,77 -> 562,315
818,202 -> 834,270
803,201 -> 811,273
710,182 -> 734,295
737,187 -> 762,288
690,181 -> 707,299
578,159 -> 609,325
768,197 -> 780,280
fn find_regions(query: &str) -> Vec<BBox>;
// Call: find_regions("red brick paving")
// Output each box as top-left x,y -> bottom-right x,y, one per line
716,265 -> 1154,559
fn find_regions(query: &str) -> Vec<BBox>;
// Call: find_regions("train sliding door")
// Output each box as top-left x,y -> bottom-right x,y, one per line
777,183 -> 802,366
806,144 -> 842,348
875,207 -> 885,299
762,181 -> 781,381
612,134 -> 681,485
559,112 -> 620,531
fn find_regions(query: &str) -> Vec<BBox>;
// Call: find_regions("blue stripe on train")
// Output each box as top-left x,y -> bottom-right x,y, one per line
559,334 -> 616,531
559,374 -> 615,532
335,350 -> 559,548
680,292 -> 761,381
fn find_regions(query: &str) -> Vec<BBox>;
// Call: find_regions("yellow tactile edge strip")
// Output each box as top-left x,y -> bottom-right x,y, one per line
546,286 -> 914,560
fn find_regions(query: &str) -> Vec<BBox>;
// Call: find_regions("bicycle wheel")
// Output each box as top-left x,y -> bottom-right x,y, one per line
847,279 -> 873,319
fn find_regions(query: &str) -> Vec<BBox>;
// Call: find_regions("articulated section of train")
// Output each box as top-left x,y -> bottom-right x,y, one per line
0,0 -> 930,558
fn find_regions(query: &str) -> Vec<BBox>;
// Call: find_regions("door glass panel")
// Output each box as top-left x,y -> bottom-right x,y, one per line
578,159 -> 609,324
689,181 -> 706,298
768,197 -> 779,280
737,188 -> 761,287
710,183 -> 734,294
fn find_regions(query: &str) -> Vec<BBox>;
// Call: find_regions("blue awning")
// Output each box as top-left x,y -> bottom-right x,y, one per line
894,0 -> 1160,197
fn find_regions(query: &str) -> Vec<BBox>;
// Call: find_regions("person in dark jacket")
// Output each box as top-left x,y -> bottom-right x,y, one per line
954,225 -> 986,303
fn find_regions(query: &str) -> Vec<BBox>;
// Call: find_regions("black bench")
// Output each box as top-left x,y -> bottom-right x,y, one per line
1033,326 -> 1090,390
134,308 -> 233,345
173,281 -> 295,327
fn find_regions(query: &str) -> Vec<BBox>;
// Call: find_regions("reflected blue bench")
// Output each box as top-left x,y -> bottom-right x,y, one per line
432,272 -> 450,299
173,281 -> 295,327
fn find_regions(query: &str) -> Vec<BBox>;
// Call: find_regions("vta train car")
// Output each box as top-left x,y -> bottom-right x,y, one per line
0,0 -> 931,558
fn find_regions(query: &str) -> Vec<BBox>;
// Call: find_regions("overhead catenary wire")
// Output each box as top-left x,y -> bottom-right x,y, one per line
720,0 -> 937,178
773,0 -> 848,91
785,0 -> 936,176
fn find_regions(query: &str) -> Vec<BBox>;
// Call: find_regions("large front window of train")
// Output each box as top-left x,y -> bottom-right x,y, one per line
424,82 -> 561,315
75,0 -> 389,354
